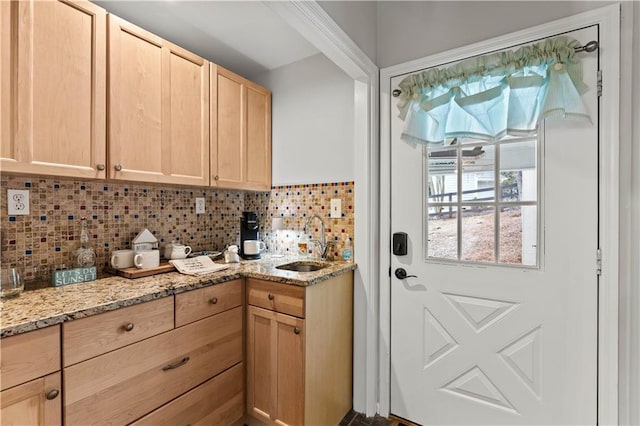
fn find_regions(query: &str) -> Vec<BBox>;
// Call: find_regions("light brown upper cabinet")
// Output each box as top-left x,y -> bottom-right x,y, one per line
211,65 -> 271,191
1,0 -> 13,168
0,0 -> 107,178
108,15 -> 210,186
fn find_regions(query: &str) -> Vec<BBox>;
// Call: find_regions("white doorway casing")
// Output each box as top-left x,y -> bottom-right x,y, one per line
380,4 -> 620,425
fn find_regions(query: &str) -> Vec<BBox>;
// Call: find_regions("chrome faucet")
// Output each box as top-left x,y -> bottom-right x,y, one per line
304,214 -> 334,260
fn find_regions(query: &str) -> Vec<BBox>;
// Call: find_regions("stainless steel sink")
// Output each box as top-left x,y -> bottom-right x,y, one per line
275,261 -> 330,272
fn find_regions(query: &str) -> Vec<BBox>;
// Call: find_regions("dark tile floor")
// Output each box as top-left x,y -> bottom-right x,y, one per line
339,409 -> 390,426
340,409 -> 418,426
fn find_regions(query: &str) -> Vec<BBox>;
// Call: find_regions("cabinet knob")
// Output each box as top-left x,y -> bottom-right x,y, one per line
46,389 -> 60,400
294,327 -> 301,335
96,164 -> 105,171
268,294 -> 274,300
123,322 -> 134,332
210,297 -> 218,305
214,175 -> 219,181
114,164 -> 123,172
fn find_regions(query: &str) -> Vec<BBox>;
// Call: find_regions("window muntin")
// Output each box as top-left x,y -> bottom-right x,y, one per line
425,135 -> 539,267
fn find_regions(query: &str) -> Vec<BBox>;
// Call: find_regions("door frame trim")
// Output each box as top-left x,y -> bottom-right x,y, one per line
379,4 -> 621,423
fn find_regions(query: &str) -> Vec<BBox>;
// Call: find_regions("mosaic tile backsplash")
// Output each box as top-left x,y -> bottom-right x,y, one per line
0,175 -> 354,280
246,182 -> 355,260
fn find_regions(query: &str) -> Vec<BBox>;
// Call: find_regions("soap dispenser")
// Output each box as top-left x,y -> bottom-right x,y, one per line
342,236 -> 353,261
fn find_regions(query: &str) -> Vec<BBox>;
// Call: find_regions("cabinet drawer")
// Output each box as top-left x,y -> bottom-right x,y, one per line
63,297 -> 174,366
247,278 -> 305,318
1,326 -> 60,391
175,279 -> 242,327
64,306 -> 242,426
130,362 -> 243,426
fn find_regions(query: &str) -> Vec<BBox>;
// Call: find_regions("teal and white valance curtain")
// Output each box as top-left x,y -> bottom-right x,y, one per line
396,36 -> 592,146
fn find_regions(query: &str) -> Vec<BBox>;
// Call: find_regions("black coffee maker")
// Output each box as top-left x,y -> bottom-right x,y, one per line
240,211 -> 261,259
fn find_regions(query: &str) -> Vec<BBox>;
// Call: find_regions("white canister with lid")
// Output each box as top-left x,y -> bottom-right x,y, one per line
163,241 -> 176,259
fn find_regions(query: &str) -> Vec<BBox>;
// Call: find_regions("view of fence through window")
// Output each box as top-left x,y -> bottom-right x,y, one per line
424,135 -> 538,266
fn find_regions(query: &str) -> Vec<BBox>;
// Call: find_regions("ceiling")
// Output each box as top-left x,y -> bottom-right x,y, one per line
95,1 -> 320,78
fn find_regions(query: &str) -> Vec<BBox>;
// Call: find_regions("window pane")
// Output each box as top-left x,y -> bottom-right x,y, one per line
461,145 -> 495,202
499,206 -> 537,266
427,210 -> 458,260
500,140 -> 537,202
461,206 -> 495,262
427,150 -> 458,204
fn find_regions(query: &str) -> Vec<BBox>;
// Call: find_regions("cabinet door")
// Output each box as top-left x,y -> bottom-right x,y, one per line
1,326 -> 61,392
0,0 -> 14,168
109,15 -> 209,186
212,65 -> 244,188
274,311 -> 304,426
0,372 -> 62,426
247,306 -> 304,426
247,306 -> 273,423
1,0 -> 106,178
165,42 -> 210,186
245,83 -> 271,191
211,65 -> 271,191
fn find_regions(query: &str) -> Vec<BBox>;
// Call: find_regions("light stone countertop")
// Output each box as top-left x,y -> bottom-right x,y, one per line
0,255 -> 356,338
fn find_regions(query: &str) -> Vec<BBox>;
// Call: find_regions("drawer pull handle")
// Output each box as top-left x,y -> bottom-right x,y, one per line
210,297 -> 218,305
123,323 -> 135,332
294,327 -> 301,335
46,389 -> 60,400
163,356 -> 190,371
268,294 -> 274,300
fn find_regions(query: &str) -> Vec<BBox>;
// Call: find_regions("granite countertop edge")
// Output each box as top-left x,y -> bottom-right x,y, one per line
0,257 -> 357,338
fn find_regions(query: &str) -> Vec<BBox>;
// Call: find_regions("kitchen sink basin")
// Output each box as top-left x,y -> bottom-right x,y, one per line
275,261 -> 330,272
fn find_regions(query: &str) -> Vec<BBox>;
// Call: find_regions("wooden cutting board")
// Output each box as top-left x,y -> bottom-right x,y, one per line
115,262 -> 175,279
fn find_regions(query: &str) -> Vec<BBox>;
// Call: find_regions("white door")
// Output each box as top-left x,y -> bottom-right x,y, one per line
390,26 -> 599,425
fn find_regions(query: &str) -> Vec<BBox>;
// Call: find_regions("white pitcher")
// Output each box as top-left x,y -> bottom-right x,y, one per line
169,244 -> 192,260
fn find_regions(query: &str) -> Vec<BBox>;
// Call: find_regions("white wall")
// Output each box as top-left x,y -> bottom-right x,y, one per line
376,1 -> 611,68
318,1 -> 378,64
252,53 -> 355,185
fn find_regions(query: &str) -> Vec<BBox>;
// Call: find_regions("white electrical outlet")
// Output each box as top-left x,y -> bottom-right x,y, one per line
195,197 -> 205,214
8,189 -> 30,215
330,198 -> 342,218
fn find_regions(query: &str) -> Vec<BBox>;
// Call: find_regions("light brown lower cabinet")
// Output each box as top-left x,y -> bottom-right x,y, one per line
246,272 -> 354,426
247,306 -> 305,425
0,274 -> 353,426
64,290 -> 243,425
0,372 -> 62,426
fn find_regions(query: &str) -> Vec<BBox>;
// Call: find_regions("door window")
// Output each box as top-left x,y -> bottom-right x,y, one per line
424,135 -> 539,267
